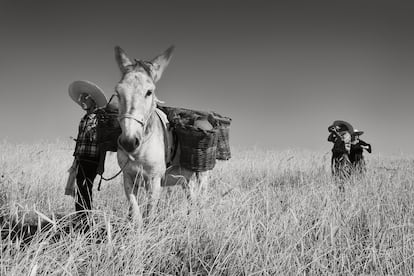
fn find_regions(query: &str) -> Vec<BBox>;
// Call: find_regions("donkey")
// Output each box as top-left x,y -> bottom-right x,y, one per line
114,46 -> 209,224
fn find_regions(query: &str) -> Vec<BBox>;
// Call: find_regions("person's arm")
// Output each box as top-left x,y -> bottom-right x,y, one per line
359,139 -> 372,153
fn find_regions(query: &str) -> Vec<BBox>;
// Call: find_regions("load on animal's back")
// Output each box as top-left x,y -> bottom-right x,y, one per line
158,106 -> 232,171
94,94 -> 232,176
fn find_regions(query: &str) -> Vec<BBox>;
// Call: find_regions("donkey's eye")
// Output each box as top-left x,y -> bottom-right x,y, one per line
146,90 -> 153,97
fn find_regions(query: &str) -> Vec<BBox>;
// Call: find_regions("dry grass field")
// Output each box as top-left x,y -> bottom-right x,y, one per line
1,140 -> 414,275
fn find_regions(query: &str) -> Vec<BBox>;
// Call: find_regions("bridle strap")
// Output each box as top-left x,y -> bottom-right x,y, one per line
117,108 -> 156,146
118,114 -> 145,127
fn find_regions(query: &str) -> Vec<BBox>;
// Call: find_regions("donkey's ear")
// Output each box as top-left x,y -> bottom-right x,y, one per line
115,46 -> 133,73
150,45 -> 175,82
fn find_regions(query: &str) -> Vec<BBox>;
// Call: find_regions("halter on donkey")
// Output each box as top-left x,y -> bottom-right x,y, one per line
114,46 -> 210,225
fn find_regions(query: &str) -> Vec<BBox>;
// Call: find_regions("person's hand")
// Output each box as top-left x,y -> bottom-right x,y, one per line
68,159 -> 78,172
362,145 -> 372,153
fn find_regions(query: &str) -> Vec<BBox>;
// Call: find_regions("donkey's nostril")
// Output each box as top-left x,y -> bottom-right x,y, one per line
119,136 -> 140,152
134,138 -> 140,148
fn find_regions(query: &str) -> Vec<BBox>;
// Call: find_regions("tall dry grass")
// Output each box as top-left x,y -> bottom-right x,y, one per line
1,140 -> 414,275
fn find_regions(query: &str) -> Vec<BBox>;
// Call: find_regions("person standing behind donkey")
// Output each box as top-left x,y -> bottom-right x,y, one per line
66,80 -> 107,218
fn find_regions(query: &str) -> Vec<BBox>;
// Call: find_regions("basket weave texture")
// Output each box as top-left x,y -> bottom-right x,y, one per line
159,105 -> 231,171
210,112 -> 232,160
176,126 -> 218,172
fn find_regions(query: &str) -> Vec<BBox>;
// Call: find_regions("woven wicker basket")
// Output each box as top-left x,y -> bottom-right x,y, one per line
210,112 -> 232,160
158,105 -> 231,169
175,126 -> 218,172
215,126 -> 231,160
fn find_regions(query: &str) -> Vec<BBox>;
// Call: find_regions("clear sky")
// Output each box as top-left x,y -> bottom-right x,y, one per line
1,1 -> 413,155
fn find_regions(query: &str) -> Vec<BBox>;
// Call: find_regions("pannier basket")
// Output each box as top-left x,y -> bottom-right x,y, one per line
175,126 -> 218,172
96,106 -> 121,152
158,104 -> 231,169
209,112 -> 232,160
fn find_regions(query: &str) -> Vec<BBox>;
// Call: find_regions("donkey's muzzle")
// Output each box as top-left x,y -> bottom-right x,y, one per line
118,136 -> 140,152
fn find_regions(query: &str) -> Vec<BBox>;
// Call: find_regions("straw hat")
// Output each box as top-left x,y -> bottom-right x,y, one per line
68,80 -> 107,108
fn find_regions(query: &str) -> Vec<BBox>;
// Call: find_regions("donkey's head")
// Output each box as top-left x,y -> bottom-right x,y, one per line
114,46 -> 174,152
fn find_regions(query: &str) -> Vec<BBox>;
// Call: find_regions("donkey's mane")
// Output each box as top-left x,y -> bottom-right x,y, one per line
123,59 -> 154,79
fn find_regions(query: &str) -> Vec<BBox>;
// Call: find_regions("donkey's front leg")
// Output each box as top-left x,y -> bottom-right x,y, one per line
143,175 -> 162,220
123,173 -> 143,226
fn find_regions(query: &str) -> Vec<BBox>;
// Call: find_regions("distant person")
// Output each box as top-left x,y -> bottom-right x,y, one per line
67,80 -> 107,219
327,124 -> 352,180
350,129 -> 372,173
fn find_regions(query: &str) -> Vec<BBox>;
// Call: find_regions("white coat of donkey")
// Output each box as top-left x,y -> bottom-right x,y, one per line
114,46 -> 209,225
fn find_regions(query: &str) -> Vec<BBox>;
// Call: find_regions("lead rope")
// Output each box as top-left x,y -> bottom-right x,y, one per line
107,93 -> 116,105
97,159 -> 129,191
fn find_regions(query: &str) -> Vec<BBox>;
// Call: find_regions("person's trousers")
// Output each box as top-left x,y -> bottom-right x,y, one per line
75,158 -> 99,212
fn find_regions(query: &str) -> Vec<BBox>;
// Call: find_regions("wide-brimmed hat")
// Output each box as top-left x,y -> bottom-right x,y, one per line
68,80 -> 107,108
353,129 -> 364,136
328,120 -> 354,134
